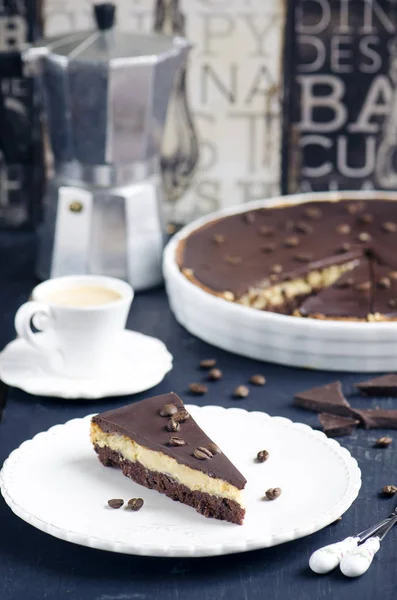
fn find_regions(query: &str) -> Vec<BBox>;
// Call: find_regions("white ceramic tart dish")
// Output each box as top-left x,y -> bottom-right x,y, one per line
163,190 -> 397,372
0,406 -> 361,558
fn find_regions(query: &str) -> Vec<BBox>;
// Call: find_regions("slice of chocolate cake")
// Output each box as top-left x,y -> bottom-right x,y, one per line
355,374 -> 397,396
294,381 -> 353,417
298,261 -> 371,320
91,393 -> 246,524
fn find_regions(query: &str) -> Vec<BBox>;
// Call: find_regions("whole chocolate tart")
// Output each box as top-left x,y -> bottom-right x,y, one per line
91,393 -> 246,524
177,199 -> 397,320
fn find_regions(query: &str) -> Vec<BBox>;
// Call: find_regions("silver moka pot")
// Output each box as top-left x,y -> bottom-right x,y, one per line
19,3 -> 190,290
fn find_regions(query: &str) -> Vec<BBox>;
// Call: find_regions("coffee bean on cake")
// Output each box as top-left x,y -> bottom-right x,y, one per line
159,403 -> 178,417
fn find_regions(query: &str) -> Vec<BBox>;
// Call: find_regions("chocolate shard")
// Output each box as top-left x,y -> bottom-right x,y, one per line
352,409 -> 397,430
355,374 -> 397,397
318,413 -> 360,437
294,381 -> 353,417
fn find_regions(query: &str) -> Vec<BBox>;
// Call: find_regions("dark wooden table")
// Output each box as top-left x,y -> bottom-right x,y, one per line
1,233 -> 397,600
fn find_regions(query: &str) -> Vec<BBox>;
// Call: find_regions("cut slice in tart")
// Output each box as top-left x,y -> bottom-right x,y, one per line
90,393 -> 247,524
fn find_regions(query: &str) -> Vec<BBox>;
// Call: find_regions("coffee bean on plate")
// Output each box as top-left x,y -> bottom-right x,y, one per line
257,450 -> 269,463
265,488 -> 282,500
127,498 -> 144,511
108,499 -> 124,509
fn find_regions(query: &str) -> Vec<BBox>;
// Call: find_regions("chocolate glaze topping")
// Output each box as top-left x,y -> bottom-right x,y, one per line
178,200 -> 397,318
92,392 -> 246,490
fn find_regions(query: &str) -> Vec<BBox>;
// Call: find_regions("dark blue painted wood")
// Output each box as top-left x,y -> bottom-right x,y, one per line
1,233 -> 397,600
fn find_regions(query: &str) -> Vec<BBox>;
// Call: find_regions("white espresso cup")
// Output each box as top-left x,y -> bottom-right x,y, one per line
15,275 -> 134,378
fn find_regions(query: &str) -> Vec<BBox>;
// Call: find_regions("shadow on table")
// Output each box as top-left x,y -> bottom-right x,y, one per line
0,498 -> 319,584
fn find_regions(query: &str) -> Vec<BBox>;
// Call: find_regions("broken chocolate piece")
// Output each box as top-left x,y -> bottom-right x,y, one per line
355,374 -> 397,397
318,413 -> 360,437
294,381 -> 353,417
353,409 -> 397,429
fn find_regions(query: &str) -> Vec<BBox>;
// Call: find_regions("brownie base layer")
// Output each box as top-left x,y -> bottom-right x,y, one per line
94,444 -> 245,525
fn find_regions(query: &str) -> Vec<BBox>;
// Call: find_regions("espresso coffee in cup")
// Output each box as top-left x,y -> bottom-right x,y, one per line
15,275 -> 133,378
44,286 -> 122,307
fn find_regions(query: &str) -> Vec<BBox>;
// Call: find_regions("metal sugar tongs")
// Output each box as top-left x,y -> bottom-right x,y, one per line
309,504 -> 397,578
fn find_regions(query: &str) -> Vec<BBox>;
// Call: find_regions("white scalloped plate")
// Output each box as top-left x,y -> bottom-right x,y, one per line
0,330 -> 173,399
0,406 -> 361,557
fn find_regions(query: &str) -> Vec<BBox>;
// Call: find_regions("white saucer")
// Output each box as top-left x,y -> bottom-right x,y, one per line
0,330 -> 173,399
0,406 -> 361,557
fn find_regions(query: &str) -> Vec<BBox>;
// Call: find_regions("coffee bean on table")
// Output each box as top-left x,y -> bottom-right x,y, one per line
200,359 -> 217,369
257,450 -> 269,463
108,498 -> 124,509
375,437 -> 392,448
173,409 -> 190,423
265,488 -> 282,501
382,485 -> 397,497
189,383 -> 208,395
127,498 -> 144,511
193,447 -> 213,460
207,442 -> 222,455
208,368 -> 222,381
159,403 -> 178,417
234,385 -> 249,398
250,374 -> 266,386
169,436 -> 186,447
166,419 -> 180,432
